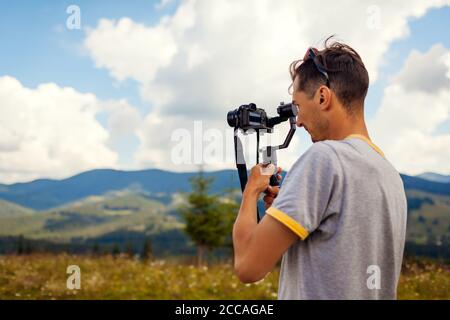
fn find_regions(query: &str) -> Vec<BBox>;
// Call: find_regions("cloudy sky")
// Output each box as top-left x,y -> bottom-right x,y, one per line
0,0 -> 449,184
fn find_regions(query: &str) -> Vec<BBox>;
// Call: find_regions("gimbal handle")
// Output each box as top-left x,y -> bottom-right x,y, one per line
233,116 -> 296,223
261,117 -> 297,187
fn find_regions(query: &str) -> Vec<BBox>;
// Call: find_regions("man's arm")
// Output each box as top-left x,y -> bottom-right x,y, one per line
233,165 -> 299,283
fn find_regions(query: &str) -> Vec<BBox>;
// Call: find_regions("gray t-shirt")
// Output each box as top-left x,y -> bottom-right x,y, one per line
266,135 -> 407,300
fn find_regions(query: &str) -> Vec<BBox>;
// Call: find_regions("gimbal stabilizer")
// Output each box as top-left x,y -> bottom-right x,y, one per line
227,102 -> 297,222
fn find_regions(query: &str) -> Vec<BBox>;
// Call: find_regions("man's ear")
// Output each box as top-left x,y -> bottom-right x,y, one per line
317,85 -> 331,110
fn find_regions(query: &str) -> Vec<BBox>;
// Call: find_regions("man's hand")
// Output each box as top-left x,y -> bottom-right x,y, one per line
263,185 -> 280,210
246,164 -> 282,197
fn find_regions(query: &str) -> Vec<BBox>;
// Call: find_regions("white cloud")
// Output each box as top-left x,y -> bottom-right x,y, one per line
84,17 -> 178,83
83,0 -> 450,172
0,76 -> 139,184
103,99 -> 142,148
395,44 -> 450,93
370,44 -> 450,175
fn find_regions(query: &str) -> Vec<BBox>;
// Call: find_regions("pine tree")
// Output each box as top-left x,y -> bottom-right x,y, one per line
217,187 -> 240,264
24,240 -> 33,255
111,243 -> 121,257
17,235 -> 25,255
125,241 -> 134,258
92,242 -> 100,255
179,169 -> 239,267
141,238 -> 153,261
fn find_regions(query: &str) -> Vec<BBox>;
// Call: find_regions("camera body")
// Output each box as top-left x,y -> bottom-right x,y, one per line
227,102 -> 297,132
227,103 -> 270,131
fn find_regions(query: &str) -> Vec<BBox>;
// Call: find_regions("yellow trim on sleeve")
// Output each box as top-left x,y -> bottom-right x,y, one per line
266,207 -> 309,240
345,134 -> 385,158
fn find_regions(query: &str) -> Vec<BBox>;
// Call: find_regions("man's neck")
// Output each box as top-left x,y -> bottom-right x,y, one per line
328,111 -> 370,141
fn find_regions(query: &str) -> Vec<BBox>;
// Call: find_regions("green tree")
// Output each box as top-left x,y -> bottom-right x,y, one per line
125,241 -> 134,258
92,242 -> 100,255
179,169 -> 238,266
111,243 -> 121,257
17,235 -> 25,255
141,238 -> 153,261
217,188 -> 240,262
24,240 -> 33,255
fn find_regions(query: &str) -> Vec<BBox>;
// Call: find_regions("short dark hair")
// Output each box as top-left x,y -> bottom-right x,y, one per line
289,36 -> 369,114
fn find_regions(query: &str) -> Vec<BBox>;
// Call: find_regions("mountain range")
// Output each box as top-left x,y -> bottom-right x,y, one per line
0,168 -> 449,257
1,168 -> 449,210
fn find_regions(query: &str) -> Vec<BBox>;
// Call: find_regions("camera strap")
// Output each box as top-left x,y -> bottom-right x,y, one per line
234,128 -> 248,193
234,128 -> 262,222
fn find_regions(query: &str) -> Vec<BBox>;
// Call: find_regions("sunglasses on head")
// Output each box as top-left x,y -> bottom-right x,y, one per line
303,47 -> 330,87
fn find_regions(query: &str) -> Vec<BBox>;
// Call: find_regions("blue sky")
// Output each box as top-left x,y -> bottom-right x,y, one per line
0,1 -> 449,183
365,6 -> 450,118
3,2 -> 448,117
0,0 -> 173,104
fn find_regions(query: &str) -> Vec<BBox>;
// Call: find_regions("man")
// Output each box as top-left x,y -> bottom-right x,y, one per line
232,38 -> 407,299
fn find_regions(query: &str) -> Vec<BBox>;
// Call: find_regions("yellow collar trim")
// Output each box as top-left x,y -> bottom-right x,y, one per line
345,134 -> 385,158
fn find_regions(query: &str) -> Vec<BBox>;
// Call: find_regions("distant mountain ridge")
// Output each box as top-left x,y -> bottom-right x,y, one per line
0,169 -> 239,210
0,169 -> 449,258
417,172 -> 450,183
0,168 -> 449,211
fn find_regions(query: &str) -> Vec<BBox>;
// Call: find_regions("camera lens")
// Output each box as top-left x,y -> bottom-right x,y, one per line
227,110 -> 238,127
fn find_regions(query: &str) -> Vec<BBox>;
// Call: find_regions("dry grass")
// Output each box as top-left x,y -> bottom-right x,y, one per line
0,254 -> 448,300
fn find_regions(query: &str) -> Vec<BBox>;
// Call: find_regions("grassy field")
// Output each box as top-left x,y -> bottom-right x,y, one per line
0,254 -> 448,300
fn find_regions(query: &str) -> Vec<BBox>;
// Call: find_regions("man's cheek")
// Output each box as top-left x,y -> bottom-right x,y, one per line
298,115 -> 308,128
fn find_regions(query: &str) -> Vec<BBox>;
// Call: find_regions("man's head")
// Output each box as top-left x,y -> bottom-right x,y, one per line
289,37 -> 369,142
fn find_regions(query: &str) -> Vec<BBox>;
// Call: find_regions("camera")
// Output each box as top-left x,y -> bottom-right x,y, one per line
227,101 -> 298,223
227,102 -> 297,131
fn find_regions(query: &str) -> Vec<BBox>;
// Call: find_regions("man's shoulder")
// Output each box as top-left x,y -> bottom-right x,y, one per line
291,141 -> 342,172
299,140 -> 343,162
300,139 -> 365,163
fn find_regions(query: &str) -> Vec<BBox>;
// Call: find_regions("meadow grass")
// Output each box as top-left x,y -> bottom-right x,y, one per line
0,254 -> 448,300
